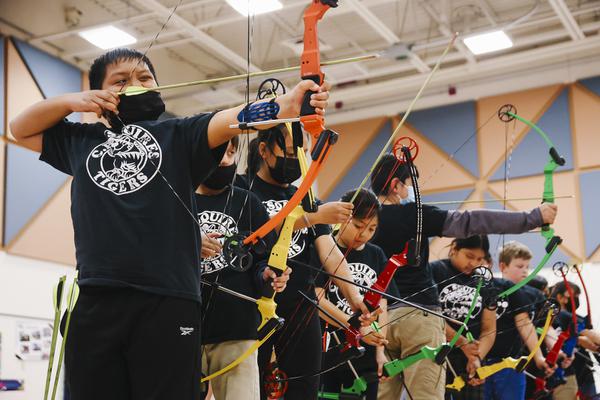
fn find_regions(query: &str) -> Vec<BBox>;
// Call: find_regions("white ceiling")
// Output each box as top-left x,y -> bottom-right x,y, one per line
2,0 -> 600,123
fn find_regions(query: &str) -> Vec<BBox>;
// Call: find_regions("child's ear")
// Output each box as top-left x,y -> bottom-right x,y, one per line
498,262 -> 507,271
388,177 -> 399,193
258,142 -> 267,159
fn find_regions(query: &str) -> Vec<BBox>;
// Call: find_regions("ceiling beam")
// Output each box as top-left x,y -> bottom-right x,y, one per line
134,0 -> 260,73
548,0 -> 585,41
345,0 -> 430,72
420,0 -> 477,64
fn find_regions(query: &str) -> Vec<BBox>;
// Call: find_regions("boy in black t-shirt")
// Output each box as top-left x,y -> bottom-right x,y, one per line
483,242 -> 555,400
370,154 -> 559,400
316,189 -> 396,400
9,48 -> 331,400
196,137 -> 291,400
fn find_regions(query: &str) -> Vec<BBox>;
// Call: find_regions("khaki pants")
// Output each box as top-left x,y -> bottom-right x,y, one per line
378,307 -> 446,400
552,374 -> 578,400
202,340 -> 260,400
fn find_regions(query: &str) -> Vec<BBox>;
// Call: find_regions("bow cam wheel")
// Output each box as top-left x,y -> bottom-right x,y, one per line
264,362 -> 288,399
498,104 -> 517,122
392,136 -> 419,163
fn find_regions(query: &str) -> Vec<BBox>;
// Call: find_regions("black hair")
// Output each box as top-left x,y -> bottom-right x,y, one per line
550,280 -> 581,298
370,154 -> 420,196
230,135 -> 239,150
89,48 -> 158,90
450,235 -> 490,255
340,189 -> 380,220
246,125 -> 287,177
528,275 -> 549,293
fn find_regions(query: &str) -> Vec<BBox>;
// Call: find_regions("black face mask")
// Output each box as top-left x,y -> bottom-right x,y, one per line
107,90 -> 165,130
269,156 -> 302,184
203,164 -> 236,190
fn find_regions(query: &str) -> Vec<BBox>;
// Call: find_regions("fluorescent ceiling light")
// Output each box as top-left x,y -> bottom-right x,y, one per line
78,26 -> 137,50
463,30 -> 513,55
226,0 -> 283,16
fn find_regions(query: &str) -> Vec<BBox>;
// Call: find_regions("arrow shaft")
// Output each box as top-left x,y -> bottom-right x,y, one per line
119,54 -> 378,95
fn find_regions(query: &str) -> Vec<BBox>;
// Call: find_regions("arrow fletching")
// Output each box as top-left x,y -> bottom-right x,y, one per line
53,276 -> 66,311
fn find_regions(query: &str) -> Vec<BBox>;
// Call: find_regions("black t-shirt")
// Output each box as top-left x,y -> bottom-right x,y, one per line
316,242 -> 400,372
372,203 -> 447,306
431,259 -> 490,339
236,175 -> 330,304
40,116 -> 226,301
520,285 -> 547,326
196,186 -> 275,343
315,242 -> 400,315
485,278 -> 529,359
431,258 -> 493,374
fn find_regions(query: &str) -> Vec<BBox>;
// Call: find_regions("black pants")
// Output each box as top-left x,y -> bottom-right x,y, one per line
258,300 -> 322,400
64,286 -> 202,400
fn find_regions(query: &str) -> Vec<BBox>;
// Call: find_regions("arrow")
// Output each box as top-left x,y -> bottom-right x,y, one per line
425,195 -> 574,206
118,54 -> 379,96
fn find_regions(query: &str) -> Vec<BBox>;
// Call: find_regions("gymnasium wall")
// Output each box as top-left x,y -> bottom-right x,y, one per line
1,33 -> 600,396
323,82 -> 600,268
1,35 -> 82,399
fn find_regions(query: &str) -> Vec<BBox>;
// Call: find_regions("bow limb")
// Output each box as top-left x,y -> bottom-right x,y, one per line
243,1 -> 339,247
573,264 -> 592,328
202,204 -> 303,383
474,305 -> 554,382
497,108 -> 565,298
346,244 -> 409,328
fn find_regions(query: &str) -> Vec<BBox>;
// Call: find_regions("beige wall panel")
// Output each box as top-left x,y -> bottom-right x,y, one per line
317,117 -> 385,199
477,85 -> 562,178
5,41 -> 44,140
571,85 -> 600,169
9,180 -> 76,266
403,122 -> 476,193
488,172 -> 580,259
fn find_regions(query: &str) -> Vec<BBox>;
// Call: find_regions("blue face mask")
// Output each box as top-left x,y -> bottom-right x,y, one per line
400,185 -> 415,205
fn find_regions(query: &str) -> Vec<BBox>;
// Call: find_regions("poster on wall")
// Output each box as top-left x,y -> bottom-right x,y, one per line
15,321 -> 52,361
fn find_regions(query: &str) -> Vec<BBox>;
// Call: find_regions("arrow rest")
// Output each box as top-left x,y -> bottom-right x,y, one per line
498,104 -> 517,122
546,298 -> 561,317
223,234 -> 254,272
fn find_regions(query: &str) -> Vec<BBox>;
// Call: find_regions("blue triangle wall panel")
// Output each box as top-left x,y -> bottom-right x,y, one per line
12,38 -> 81,100
490,89 -> 573,181
4,146 -> 69,245
326,120 -> 393,201
579,171 -> 600,257
579,77 -> 600,98
408,101 -> 478,178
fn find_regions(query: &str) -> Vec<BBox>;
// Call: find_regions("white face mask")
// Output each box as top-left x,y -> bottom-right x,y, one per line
400,185 -> 415,205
